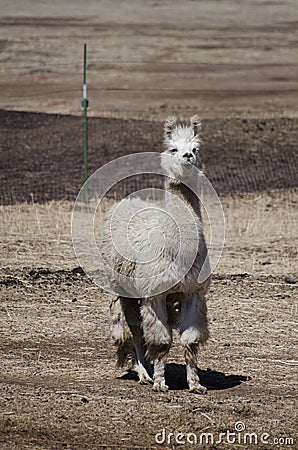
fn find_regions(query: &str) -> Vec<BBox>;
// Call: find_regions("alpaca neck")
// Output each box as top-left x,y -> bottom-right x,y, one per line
165,178 -> 202,218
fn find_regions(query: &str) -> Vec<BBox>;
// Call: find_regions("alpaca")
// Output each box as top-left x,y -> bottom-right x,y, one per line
101,115 -> 211,393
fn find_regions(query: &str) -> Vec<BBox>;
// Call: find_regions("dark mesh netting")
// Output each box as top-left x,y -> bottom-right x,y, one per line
0,110 -> 297,204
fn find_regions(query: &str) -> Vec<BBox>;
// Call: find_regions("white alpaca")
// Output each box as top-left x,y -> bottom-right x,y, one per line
101,115 -> 210,393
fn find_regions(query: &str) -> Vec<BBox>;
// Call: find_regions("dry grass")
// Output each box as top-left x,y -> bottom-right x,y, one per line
0,201 -> 75,269
0,189 -> 296,277
223,190 -> 297,238
218,189 -> 297,277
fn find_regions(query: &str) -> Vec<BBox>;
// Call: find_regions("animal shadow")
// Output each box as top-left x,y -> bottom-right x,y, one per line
166,364 -> 250,390
119,363 -> 250,391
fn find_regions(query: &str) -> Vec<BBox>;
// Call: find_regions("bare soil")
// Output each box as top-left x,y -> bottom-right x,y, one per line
0,0 -> 297,119
0,110 -> 297,204
0,191 -> 297,450
0,267 -> 297,450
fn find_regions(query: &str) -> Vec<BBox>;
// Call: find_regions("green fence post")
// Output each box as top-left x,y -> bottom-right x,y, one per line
82,43 -> 89,202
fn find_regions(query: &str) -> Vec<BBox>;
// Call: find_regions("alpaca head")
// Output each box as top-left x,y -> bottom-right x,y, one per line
161,115 -> 203,181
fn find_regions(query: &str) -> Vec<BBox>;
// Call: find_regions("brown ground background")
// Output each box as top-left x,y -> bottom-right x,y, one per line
0,0 -> 297,119
0,1 -> 297,450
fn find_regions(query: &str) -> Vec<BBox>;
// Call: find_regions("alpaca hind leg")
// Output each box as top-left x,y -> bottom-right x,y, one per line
121,298 -> 153,384
180,293 -> 209,394
184,343 -> 207,394
141,297 -> 172,392
110,296 -> 134,368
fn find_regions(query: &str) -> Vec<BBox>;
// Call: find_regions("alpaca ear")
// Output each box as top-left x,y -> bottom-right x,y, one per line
164,114 -> 177,137
190,115 -> 201,136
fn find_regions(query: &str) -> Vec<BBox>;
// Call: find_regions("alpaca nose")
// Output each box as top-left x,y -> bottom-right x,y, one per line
183,152 -> 192,159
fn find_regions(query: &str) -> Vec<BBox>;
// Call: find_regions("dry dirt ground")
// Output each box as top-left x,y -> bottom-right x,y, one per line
0,1 -> 298,449
0,0 -> 297,119
0,192 -> 297,450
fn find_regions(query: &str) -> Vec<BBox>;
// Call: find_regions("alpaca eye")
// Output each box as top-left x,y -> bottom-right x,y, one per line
170,148 -> 178,154
192,148 -> 198,154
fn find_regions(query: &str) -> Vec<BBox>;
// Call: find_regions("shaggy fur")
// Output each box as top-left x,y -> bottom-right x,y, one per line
101,115 -> 211,393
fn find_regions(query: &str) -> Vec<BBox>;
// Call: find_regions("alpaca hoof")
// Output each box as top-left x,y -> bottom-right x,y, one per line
139,374 -> 153,385
134,363 -> 153,385
189,384 -> 207,395
153,381 -> 169,392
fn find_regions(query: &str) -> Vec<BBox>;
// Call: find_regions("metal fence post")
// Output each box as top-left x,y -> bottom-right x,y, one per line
82,43 -> 89,202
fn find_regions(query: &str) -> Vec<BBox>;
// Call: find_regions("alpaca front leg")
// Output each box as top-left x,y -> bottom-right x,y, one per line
180,293 -> 209,394
141,297 -> 172,392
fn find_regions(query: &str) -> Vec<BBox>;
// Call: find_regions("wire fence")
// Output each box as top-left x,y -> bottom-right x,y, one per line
0,109 -> 297,205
